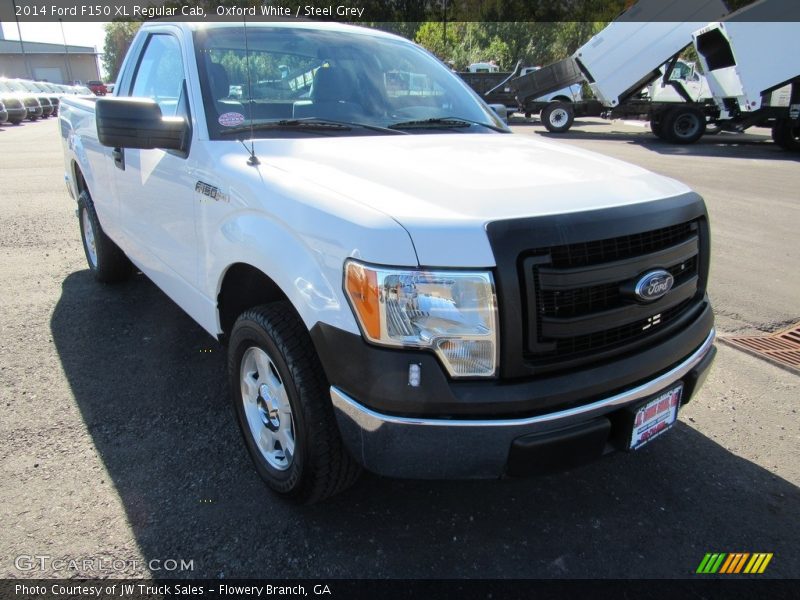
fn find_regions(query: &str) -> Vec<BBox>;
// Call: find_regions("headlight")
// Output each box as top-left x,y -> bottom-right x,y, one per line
344,260 -> 499,378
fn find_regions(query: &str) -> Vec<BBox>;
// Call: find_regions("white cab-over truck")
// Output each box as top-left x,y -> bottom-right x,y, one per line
59,22 -> 716,503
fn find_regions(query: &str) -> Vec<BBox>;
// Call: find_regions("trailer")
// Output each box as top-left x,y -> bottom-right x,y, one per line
509,0 -> 730,143
693,0 -> 800,150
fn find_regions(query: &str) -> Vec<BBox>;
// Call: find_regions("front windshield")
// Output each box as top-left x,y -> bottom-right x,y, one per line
194,26 -> 507,138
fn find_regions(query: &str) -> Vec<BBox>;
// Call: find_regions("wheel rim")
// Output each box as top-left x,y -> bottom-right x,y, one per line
550,108 -> 568,127
240,346 -> 296,471
81,208 -> 98,268
674,113 -> 700,139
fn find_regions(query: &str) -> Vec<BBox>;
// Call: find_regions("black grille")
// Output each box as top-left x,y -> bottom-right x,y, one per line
539,256 -> 697,319
548,221 -> 693,268
522,219 -> 705,367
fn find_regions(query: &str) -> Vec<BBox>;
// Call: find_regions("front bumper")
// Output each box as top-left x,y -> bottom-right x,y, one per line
331,329 -> 716,478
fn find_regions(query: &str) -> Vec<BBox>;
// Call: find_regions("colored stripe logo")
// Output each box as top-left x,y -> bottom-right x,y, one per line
696,552 -> 773,574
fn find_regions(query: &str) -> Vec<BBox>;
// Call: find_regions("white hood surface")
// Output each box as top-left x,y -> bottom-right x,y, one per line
257,133 -> 692,267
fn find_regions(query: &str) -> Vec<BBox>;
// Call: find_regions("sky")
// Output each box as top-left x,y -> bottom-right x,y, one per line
1,21 -> 108,53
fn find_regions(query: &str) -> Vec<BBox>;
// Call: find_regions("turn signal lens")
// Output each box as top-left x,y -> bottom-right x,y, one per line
345,261 -> 380,339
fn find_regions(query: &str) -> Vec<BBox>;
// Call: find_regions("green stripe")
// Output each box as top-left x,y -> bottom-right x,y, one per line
710,553 -> 727,573
696,553 -> 714,573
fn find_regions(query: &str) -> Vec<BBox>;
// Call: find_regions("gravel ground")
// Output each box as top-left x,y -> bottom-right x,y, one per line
1,117 -> 798,580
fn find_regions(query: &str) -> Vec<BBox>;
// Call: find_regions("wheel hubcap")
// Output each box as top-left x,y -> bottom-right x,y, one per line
675,114 -> 700,138
551,108 -> 568,126
81,208 -> 98,268
240,347 -> 295,471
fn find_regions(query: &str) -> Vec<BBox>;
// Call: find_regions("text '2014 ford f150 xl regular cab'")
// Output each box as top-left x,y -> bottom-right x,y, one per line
59,21 -> 716,503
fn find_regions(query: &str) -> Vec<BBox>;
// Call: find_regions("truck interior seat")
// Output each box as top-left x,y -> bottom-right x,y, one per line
293,66 -> 363,120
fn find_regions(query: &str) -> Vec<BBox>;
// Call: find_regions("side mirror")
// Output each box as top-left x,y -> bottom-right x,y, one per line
96,97 -> 188,152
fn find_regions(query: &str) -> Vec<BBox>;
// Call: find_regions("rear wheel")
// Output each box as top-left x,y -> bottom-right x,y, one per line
77,191 -> 132,283
541,101 -> 574,133
229,302 -> 361,504
772,120 -> 800,151
662,106 -> 706,144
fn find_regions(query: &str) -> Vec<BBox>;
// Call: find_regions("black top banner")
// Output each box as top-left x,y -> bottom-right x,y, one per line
2,0 -> 799,23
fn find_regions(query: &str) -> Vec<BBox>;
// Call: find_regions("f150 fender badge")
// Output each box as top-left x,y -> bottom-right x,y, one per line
195,181 -> 229,203
635,270 -> 674,302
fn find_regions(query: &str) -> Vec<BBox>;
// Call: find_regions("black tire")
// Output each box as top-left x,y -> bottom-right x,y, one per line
28,115 -> 39,122
662,106 -> 706,144
649,116 -> 666,139
77,190 -> 133,283
10,118 -> 23,125
541,101 -> 574,133
229,302 -> 361,504
771,120 -> 800,151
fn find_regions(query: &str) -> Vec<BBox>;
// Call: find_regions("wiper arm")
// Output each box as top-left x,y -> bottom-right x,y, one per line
219,117 -> 408,136
219,118 -> 352,136
388,117 -> 507,132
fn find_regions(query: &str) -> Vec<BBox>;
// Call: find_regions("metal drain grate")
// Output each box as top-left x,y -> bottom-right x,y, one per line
721,323 -> 800,374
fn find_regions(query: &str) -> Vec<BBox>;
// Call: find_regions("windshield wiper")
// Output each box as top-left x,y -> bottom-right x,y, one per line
219,117 -> 407,136
388,117 -> 506,132
219,118 -> 352,136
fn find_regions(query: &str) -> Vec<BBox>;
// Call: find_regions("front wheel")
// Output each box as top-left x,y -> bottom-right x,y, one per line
662,106 -> 706,144
541,101 -> 574,133
229,302 -> 361,504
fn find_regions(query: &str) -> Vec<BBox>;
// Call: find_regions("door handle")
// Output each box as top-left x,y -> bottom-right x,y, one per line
112,147 -> 125,170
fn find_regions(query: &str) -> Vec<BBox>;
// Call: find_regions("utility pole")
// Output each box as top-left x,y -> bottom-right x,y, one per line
12,0 -> 33,79
59,19 -> 73,84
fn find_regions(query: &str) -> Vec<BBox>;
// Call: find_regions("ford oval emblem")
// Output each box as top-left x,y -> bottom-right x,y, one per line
635,270 -> 674,302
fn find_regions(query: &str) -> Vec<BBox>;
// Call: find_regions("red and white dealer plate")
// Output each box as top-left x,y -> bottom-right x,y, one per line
630,383 -> 683,450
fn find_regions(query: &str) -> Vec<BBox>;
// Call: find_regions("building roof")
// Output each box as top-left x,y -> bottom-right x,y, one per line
0,39 -> 97,55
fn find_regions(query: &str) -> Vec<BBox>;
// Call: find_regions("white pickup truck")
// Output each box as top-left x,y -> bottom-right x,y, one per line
59,21 -> 716,503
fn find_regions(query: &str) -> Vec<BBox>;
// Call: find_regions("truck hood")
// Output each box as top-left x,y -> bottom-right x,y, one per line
257,133 -> 691,267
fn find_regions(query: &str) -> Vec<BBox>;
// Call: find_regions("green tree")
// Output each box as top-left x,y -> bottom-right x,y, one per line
103,21 -> 142,82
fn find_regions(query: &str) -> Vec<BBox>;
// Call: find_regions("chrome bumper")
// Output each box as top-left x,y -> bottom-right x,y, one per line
331,329 -> 716,478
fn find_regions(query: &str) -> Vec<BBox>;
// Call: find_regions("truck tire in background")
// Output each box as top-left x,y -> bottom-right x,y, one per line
228,302 -> 361,504
771,120 -> 800,151
649,116 -> 666,139
541,101 -> 575,133
662,106 -> 706,144
77,191 -> 133,283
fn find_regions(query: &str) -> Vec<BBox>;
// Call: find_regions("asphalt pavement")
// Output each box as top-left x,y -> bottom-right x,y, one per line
1,117 -> 798,580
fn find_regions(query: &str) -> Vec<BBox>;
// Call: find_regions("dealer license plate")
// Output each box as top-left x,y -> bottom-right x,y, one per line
629,383 -> 683,450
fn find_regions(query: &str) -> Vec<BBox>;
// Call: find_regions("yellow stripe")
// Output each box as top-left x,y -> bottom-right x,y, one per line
758,553 -> 773,574
744,554 -> 760,574
719,554 -> 735,574
748,554 -> 765,573
734,553 -> 750,573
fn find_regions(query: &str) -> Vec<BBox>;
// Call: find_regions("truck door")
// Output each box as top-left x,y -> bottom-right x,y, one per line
111,31 -> 199,296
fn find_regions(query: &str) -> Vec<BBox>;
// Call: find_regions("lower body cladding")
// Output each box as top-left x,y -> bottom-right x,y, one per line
320,327 -> 716,479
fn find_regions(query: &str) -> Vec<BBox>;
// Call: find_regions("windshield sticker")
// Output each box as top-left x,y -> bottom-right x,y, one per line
219,112 -> 245,127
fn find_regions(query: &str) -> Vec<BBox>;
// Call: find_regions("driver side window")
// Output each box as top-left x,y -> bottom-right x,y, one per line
130,34 -> 186,118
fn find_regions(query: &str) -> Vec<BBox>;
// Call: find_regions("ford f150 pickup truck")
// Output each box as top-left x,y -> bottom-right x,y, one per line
59,21 -> 716,504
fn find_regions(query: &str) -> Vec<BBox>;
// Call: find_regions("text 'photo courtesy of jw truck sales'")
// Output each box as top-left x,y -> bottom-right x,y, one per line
63,3 -> 800,503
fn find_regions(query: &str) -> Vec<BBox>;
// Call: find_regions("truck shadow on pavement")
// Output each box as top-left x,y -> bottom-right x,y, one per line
51,270 -> 800,579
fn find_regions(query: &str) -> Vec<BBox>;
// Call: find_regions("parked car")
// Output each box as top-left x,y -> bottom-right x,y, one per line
60,22 -> 716,504
0,88 -> 26,124
15,80 -> 56,117
27,80 -> 62,116
0,100 -> 7,125
0,79 -> 42,121
87,80 -> 108,96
